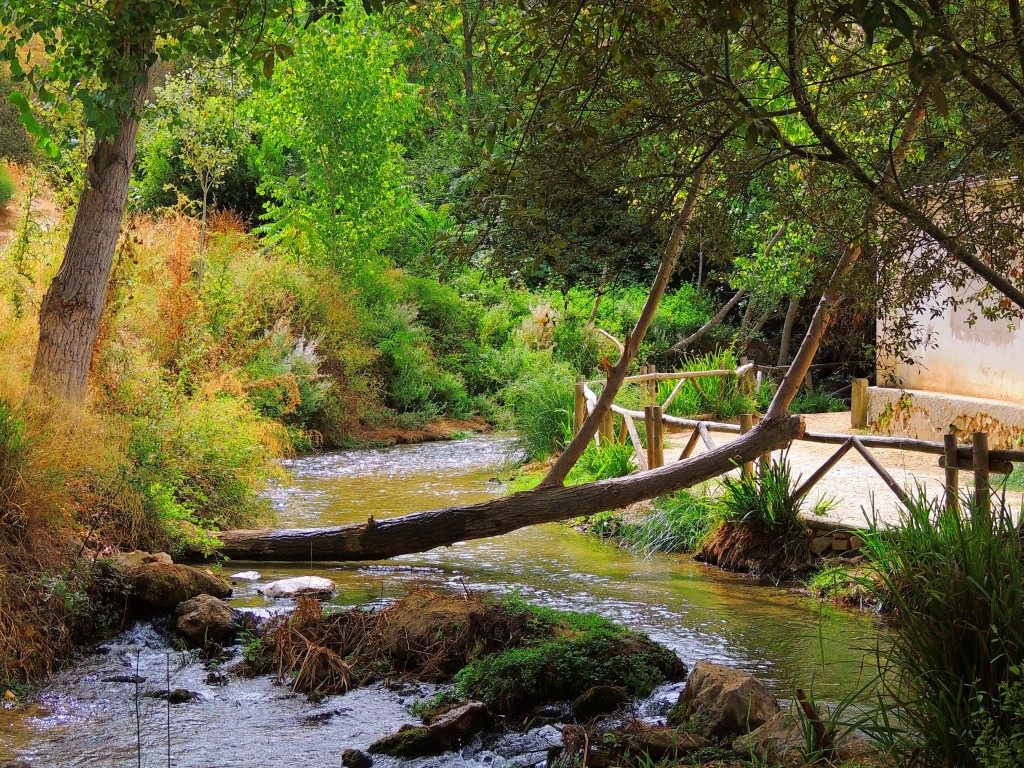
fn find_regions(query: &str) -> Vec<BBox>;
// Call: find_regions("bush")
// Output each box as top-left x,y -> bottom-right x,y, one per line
623,490 -> 720,554
0,166 -> 16,211
565,441 -> 635,485
656,348 -> 757,420
0,77 -> 34,163
861,491 -> 1024,766
790,385 -> 847,414
718,458 -> 826,533
503,359 -> 575,461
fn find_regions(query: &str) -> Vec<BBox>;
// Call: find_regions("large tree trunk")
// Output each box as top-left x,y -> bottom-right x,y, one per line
29,87 -> 146,403
191,413 -> 803,562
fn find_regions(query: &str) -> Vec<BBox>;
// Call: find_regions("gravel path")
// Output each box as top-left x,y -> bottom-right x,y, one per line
662,412 -> 1024,530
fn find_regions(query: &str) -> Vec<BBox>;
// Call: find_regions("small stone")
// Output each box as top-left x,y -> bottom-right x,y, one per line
572,685 -> 630,720
229,570 -> 262,582
259,576 -> 336,599
809,536 -> 833,556
102,674 -> 146,684
146,688 -> 200,704
342,749 -> 373,768
831,537 -> 851,551
849,535 -> 865,550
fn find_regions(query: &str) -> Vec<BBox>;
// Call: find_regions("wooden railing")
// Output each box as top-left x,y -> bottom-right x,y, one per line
575,367 -> 1024,516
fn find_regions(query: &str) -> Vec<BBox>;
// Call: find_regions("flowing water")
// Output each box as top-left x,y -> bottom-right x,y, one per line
1,434 -> 882,767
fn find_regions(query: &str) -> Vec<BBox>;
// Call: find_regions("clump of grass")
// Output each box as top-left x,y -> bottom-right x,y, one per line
861,489 -> 1024,766
504,360 -> 574,461
790,385 -> 848,414
656,348 -> 757,420
565,441 -> 635,485
621,490 -> 720,555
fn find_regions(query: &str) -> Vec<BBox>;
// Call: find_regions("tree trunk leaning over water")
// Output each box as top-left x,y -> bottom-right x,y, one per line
542,161 -> 709,488
192,412 -> 804,562
29,80 -> 147,403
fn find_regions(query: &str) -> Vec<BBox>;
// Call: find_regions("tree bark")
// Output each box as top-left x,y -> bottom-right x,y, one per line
191,413 -> 804,562
542,161 -> 709,487
777,294 -> 800,366
29,81 -> 148,403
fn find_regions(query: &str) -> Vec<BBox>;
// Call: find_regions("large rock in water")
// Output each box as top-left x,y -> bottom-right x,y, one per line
174,594 -> 235,644
369,701 -> 491,757
127,563 -> 231,613
259,576 -> 336,599
668,660 -> 780,738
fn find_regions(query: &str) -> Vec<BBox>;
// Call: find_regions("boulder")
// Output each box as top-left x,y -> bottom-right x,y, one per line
126,563 -> 231,613
229,570 -> 262,582
668,660 -> 779,738
111,551 -> 173,568
427,701 -> 490,750
174,594 -> 235,644
368,702 -> 490,757
733,705 -> 879,767
368,726 -> 437,758
341,749 -> 373,768
259,576 -> 336,599
572,685 -> 630,720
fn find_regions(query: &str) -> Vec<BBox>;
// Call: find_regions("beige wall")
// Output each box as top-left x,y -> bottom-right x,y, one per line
878,279 -> 1024,403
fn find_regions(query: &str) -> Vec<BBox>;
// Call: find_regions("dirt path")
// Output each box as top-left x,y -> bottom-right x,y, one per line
663,412 -> 1024,530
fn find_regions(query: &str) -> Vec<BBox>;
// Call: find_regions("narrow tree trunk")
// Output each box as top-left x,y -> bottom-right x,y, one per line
29,84 -> 147,403
192,413 -> 804,562
461,1 -> 477,140
667,288 -> 745,356
777,294 -> 800,366
541,162 -> 709,488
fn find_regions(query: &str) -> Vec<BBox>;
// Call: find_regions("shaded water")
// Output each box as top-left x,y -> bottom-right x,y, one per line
2,435 -> 881,766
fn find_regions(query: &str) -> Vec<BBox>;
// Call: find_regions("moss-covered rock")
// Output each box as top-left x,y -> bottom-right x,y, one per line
368,726 -> 437,757
454,605 -> 686,716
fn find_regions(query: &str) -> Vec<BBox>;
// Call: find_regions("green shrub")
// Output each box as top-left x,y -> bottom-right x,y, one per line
121,396 -> 283,552
0,166 -> 16,210
503,359 -> 575,461
0,77 -> 34,163
565,441 -> 635,485
622,490 -> 721,554
656,348 -> 757,420
719,458 -> 828,533
861,491 -> 1024,766
790,386 -> 847,414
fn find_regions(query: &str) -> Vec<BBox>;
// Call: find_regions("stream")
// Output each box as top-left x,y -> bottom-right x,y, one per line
1,434 -> 882,767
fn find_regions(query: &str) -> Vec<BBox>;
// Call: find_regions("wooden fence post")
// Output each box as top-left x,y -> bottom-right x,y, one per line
600,410 -> 615,447
645,405 -> 664,469
573,377 -> 586,437
851,378 -> 869,429
973,431 -> 990,518
943,432 -> 960,514
740,413 -> 754,478
648,364 -> 658,404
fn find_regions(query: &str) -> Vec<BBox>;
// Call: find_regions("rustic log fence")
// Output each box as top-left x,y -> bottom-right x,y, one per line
576,367 -> 1024,518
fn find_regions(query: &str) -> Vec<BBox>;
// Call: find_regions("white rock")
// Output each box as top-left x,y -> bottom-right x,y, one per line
229,571 -> 262,582
259,576 -> 336,599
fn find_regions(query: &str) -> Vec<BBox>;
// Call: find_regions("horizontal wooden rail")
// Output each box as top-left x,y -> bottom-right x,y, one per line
586,363 -> 754,387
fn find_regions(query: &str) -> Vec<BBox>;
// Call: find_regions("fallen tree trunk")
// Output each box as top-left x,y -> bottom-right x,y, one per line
191,414 -> 804,562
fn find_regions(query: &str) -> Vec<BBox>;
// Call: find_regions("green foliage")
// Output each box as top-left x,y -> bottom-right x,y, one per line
454,617 -> 679,715
0,77 -> 33,162
119,396 -> 280,552
719,458 -> 827,533
565,442 -> 635,485
0,399 -> 28,524
656,348 -> 756,419
503,358 -> 575,461
0,166 -> 15,210
790,386 -> 847,414
255,9 -> 418,265
626,491 -> 721,555
861,491 -> 1024,766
